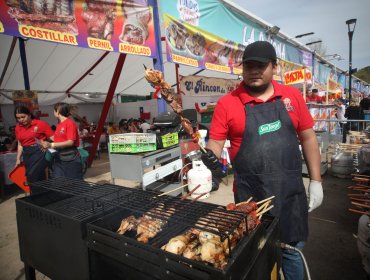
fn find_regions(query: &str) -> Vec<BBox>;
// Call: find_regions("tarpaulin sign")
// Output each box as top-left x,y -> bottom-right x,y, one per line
0,0 -> 158,58
284,69 -> 312,85
179,75 -> 239,96
164,14 -> 237,74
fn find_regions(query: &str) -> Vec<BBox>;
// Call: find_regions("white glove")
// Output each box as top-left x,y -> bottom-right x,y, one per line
308,180 -> 323,212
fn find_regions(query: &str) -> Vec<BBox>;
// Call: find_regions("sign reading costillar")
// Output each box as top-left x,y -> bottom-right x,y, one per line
0,0 -> 158,58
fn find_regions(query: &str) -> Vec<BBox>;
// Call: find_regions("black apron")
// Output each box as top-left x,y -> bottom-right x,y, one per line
52,147 -> 83,180
22,145 -> 49,193
233,98 -> 308,243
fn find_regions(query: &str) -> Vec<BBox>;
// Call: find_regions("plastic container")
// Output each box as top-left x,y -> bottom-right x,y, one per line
109,133 -> 157,153
156,132 -> 179,149
109,133 -> 156,145
187,160 -> 212,199
8,164 -> 30,193
109,143 -> 156,153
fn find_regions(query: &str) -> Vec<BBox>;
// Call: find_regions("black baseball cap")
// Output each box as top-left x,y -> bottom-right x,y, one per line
242,41 -> 277,64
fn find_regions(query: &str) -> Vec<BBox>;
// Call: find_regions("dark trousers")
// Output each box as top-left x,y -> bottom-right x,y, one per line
340,123 -> 347,143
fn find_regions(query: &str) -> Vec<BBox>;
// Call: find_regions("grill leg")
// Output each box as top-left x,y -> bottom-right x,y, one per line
24,264 -> 36,280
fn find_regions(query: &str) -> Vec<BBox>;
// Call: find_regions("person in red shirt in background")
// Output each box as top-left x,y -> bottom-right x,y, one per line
201,41 -> 323,280
41,103 -> 83,179
305,88 -> 322,103
14,106 -> 54,192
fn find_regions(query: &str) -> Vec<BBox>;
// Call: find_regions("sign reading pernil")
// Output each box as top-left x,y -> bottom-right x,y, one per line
258,120 -> 281,135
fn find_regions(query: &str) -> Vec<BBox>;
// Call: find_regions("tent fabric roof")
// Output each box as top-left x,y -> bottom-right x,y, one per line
0,34 -> 237,105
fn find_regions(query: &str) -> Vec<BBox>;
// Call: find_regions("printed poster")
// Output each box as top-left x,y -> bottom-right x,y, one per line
12,90 -> 39,115
0,0 -> 158,58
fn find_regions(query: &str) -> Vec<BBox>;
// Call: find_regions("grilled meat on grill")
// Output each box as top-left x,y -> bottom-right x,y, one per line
161,229 -> 198,255
116,212 -> 167,243
117,215 -> 137,235
182,239 -> 202,260
136,215 -> 167,243
200,239 -> 227,269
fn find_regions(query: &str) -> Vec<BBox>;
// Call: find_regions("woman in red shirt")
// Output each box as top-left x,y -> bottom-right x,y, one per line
14,106 -> 54,191
41,103 -> 83,179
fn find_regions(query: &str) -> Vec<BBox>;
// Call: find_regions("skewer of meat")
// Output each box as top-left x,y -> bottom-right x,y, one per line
144,67 -> 206,152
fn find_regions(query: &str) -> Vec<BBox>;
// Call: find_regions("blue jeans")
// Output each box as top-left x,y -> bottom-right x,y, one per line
282,241 -> 305,280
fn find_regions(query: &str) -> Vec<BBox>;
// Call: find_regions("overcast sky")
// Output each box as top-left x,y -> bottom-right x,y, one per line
232,0 -> 370,72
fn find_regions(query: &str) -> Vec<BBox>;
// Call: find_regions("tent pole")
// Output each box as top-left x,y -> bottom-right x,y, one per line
66,51 -> 109,96
151,0 -> 167,113
18,38 -> 30,90
0,37 -> 17,88
87,53 -> 127,167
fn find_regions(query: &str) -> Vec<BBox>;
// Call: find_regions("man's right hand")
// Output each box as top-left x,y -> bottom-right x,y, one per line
201,148 -> 220,171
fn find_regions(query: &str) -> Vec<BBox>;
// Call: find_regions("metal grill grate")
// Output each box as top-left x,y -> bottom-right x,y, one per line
30,179 -> 247,240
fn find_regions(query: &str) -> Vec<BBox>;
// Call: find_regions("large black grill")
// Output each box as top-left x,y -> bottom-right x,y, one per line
17,178 -> 281,280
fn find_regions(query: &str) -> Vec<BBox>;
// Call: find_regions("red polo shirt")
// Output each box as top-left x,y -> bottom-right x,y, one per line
209,80 -> 314,163
54,118 -> 80,147
16,119 -> 54,147
306,94 -> 321,103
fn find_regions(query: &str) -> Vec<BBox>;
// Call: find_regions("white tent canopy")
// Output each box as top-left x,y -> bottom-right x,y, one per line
0,34 -> 238,105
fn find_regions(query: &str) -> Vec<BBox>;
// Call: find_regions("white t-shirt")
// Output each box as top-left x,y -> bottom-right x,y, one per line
336,104 -> 347,123
140,122 -> 151,133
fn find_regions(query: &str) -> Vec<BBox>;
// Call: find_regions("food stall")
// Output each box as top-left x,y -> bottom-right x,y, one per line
16,178 -> 281,280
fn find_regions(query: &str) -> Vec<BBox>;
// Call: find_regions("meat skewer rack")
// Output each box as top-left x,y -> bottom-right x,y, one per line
109,144 -> 183,195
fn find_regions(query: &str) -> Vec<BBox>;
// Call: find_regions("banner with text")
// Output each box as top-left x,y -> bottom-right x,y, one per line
284,68 -> 312,85
161,0 -> 307,74
179,75 -> 240,96
0,0 -> 158,58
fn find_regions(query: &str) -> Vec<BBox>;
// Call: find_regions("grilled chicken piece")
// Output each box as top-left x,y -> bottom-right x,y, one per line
200,239 -> 226,268
161,230 -> 198,254
117,215 -> 137,235
183,239 -> 202,260
136,216 -> 166,243
198,230 -> 221,244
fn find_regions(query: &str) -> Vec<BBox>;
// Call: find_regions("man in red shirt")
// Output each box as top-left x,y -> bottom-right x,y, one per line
201,41 -> 323,280
305,88 -> 322,103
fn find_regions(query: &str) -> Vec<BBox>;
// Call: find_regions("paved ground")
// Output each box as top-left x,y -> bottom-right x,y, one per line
0,151 -> 368,280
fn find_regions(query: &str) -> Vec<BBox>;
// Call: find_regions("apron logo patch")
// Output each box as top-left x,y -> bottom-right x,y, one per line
283,97 -> 294,112
258,120 -> 281,135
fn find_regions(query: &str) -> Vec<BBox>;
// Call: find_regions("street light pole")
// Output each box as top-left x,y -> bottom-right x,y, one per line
346,18 -> 357,102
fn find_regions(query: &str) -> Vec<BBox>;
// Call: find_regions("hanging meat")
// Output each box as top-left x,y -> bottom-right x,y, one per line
6,0 -> 78,34
144,68 -> 199,143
